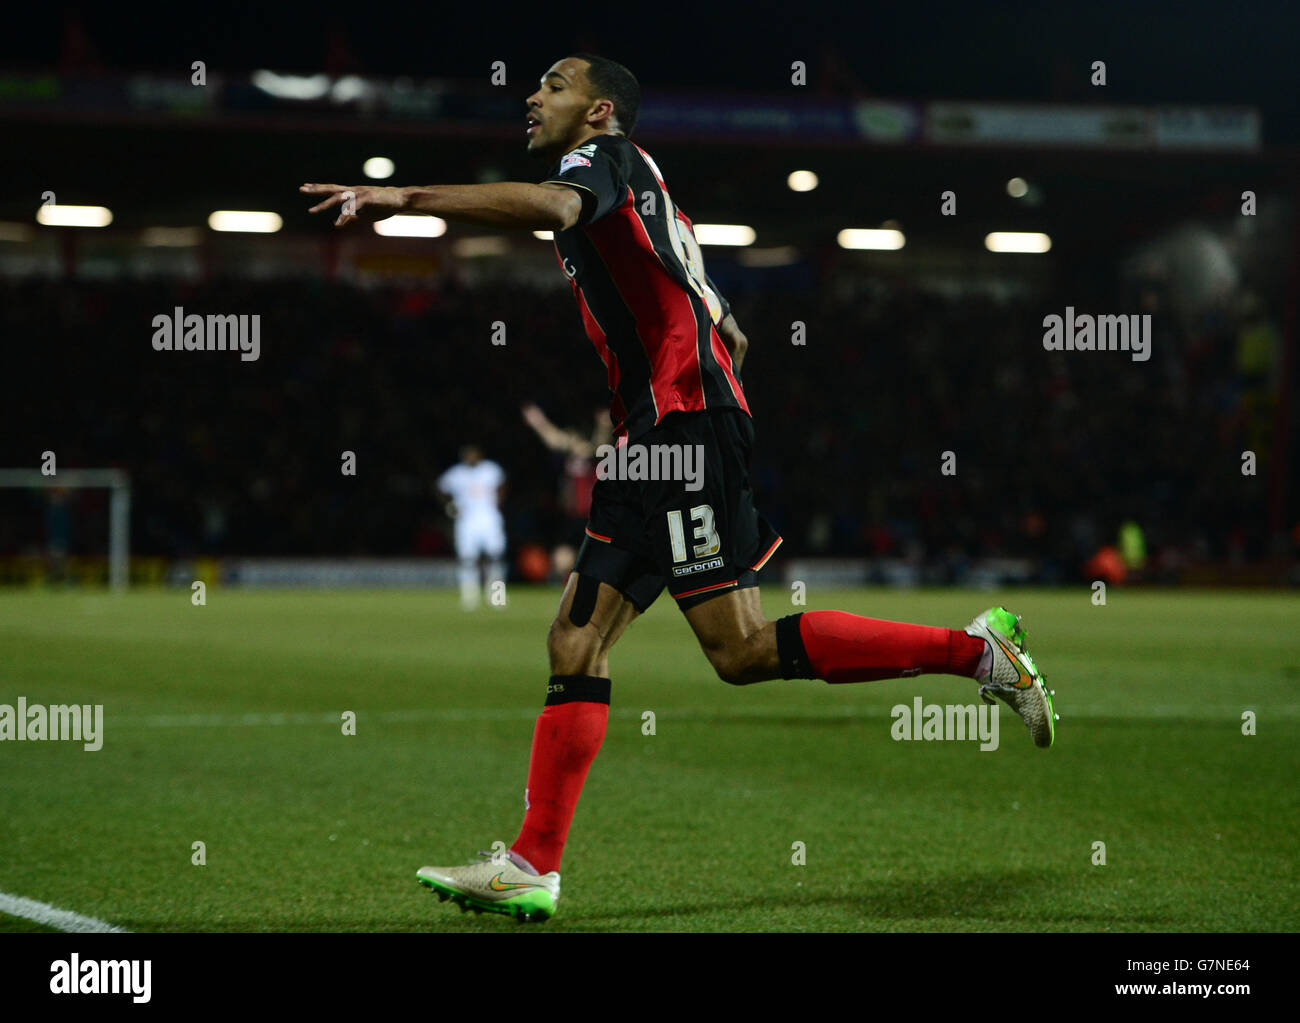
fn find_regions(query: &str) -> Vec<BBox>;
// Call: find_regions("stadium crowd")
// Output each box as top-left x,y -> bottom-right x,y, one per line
1,263 -> 1288,582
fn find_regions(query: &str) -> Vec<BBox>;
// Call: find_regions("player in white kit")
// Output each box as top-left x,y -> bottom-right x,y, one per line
436,445 -> 507,610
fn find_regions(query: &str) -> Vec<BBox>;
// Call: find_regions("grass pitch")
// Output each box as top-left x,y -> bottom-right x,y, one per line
1,586 -> 1297,932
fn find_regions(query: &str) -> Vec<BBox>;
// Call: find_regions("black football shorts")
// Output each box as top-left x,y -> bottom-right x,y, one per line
574,407 -> 783,612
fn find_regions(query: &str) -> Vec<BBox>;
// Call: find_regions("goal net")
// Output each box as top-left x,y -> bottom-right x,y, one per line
0,469 -> 131,590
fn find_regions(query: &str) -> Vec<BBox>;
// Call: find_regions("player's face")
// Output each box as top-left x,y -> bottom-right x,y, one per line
525,58 -> 600,159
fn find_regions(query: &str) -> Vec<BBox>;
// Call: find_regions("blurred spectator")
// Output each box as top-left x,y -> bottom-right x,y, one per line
0,264 -> 1287,583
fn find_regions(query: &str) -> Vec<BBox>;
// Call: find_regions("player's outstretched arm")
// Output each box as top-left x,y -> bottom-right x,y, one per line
717,313 -> 749,375
521,403 -> 597,457
300,182 -> 582,232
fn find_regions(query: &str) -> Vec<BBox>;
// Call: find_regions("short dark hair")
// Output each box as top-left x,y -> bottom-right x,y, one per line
569,53 -> 640,135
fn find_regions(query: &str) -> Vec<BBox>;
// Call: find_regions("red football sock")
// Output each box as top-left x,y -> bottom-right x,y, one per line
510,700 -> 608,875
798,610 -> 986,683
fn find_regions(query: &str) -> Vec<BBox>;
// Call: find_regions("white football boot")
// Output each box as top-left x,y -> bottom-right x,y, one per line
965,607 -> 1058,748
417,850 -> 560,922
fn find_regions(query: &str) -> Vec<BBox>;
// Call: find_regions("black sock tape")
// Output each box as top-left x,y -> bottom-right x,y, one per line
775,613 -> 816,679
545,674 -> 612,706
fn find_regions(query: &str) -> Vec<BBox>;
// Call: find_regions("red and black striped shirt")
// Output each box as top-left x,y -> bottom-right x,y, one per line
544,133 -> 749,441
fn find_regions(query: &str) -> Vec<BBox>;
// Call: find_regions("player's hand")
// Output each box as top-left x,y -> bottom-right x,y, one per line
718,314 -> 749,374
443,500 -> 459,519
521,403 -> 547,430
300,183 -> 407,228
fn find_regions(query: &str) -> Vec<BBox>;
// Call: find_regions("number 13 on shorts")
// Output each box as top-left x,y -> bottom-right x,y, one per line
667,505 -> 721,563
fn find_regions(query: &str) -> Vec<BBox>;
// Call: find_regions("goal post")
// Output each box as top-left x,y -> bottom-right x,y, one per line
0,469 -> 131,590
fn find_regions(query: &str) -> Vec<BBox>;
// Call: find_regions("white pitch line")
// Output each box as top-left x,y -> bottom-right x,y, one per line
0,892 -> 129,933
103,703 -> 1300,729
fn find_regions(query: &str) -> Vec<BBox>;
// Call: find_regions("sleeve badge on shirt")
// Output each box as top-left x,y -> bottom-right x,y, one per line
560,153 -> 592,172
